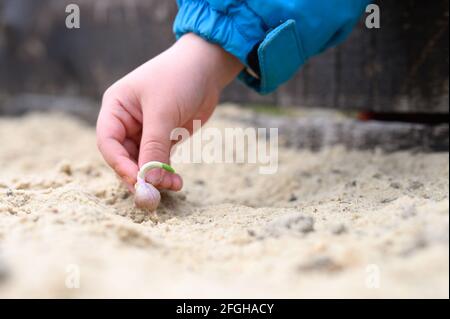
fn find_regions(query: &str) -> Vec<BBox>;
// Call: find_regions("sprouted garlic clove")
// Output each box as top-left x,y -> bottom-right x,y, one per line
134,177 -> 161,212
134,162 -> 175,212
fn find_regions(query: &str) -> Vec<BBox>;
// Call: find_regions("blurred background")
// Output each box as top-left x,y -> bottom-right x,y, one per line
1,1 -> 449,300
0,0 -> 448,126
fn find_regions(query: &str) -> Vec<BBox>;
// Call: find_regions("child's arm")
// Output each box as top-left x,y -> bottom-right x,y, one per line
96,33 -> 243,191
174,0 -> 371,93
97,0 -> 369,191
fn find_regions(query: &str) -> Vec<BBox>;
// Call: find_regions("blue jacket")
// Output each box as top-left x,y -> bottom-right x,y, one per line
174,0 -> 370,94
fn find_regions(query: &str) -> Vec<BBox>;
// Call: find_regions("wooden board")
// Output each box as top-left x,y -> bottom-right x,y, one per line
0,0 -> 448,112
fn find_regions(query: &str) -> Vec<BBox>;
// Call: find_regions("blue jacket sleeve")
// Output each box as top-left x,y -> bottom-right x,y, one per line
174,0 -> 371,94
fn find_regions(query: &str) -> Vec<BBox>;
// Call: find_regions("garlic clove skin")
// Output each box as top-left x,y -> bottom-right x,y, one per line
134,177 -> 161,212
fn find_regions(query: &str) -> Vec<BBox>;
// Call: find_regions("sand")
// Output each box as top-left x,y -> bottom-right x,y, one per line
0,106 -> 448,298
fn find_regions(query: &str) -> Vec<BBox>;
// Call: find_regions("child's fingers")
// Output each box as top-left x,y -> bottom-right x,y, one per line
138,111 -> 184,191
138,114 -> 173,166
123,138 -> 139,162
156,171 -> 183,191
96,107 -> 139,188
100,137 -> 139,186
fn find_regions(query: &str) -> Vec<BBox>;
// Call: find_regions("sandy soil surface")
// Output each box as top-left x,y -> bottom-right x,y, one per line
0,106 -> 448,298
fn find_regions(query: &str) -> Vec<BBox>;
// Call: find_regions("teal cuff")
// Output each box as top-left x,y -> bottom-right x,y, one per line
239,20 -> 305,94
174,0 -> 266,64
174,1 -> 306,94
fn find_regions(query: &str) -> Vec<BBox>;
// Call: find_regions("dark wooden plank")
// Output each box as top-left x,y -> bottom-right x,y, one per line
0,0 -> 448,113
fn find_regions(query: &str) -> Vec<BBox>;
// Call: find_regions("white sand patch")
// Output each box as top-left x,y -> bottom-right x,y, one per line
0,108 -> 448,298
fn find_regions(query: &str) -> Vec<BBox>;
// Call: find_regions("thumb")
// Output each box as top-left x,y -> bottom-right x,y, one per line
138,111 -> 177,187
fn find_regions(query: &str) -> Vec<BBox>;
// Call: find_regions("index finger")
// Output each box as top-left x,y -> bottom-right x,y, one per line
96,104 -> 139,188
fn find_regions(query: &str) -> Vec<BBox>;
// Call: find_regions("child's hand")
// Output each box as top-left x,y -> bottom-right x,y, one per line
96,33 -> 243,192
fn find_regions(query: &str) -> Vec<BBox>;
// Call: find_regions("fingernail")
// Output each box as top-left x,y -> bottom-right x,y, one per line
172,174 -> 183,191
123,176 -> 135,186
127,184 -> 135,193
147,169 -> 162,186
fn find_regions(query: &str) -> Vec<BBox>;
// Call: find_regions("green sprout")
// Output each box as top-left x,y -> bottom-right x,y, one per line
137,161 -> 175,180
